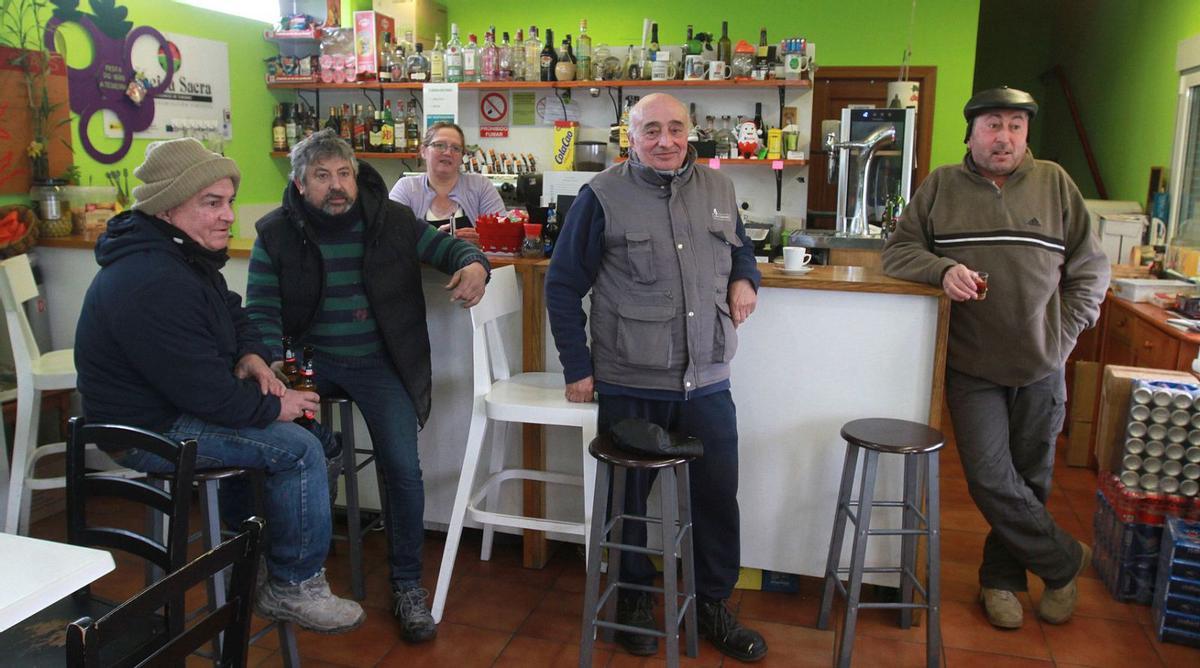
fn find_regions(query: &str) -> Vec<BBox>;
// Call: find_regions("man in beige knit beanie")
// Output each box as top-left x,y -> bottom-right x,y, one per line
75,137 -> 366,634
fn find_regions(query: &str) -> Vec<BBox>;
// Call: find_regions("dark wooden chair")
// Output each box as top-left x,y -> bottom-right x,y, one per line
0,417 -> 198,665
66,517 -> 266,668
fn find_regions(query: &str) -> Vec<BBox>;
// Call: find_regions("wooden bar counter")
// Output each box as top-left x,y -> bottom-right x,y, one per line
34,236 -> 947,583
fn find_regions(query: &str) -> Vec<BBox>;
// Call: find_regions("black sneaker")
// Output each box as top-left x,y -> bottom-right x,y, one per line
698,599 -> 767,662
392,585 -> 437,643
614,591 -> 658,656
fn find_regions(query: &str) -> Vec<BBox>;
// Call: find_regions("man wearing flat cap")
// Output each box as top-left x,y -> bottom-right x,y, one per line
882,87 -> 1109,629
75,138 -> 365,634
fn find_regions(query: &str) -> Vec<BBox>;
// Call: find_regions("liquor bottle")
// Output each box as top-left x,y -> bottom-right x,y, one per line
498,31 -> 514,81
284,104 -> 298,148
281,336 -> 300,386
272,104 -> 287,151
714,115 -> 735,159
524,26 -> 541,82
618,96 -> 632,158
577,19 -> 591,81
649,22 -> 659,59
339,103 -> 352,142
293,345 -> 317,425
753,102 -> 766,145
542,203 -> 560,257
756,27 -> 769,68
352,104 -> 367,152
399,30 -> 414,60
555,37 -> 575,81
463,33 -> 479,82
381,100 -> 395,153
685,25 -> 701,56
540,27 -> 557,81
367,107 -> 382,152
324,105 -> 339,134
390,44 -> 406,82
379,36 -> 393,83
511,29 -> 526,81
445,24 -> 463,83
407,42 -> 430,82
429,34 -> 445,82
405,100 -> 421,152
481,28 -> 498,82
718,20 -> 732,64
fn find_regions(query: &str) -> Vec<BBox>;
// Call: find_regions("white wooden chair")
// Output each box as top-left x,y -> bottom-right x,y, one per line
431,265 -> 598,623
0,253 -> 136,534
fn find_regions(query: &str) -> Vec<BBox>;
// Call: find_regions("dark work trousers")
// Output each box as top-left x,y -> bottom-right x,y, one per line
946,367 -> 1083,591
598,390 -> 741,602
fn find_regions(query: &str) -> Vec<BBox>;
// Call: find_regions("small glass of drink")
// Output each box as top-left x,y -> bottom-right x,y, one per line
975,271 -> 989,300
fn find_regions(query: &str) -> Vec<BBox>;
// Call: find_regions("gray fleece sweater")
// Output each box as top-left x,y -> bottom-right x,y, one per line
882,150 -> 1110,387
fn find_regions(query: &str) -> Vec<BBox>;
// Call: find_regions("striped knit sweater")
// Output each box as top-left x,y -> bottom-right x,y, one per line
881,150 -> 1109,387
246,207 -> 486,362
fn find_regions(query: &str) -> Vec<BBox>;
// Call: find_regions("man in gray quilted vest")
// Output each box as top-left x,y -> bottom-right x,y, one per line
546,93 -> 766,662
883,87 -> 1109,629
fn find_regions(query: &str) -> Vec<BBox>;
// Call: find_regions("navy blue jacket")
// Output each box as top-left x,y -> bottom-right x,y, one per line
75,211 -> 279,433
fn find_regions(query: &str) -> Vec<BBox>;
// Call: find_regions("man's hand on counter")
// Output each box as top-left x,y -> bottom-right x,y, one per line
446,262 -> 488,308
565,376 -> 595,403
942,264 -> 981,302
728,279 -> 757,328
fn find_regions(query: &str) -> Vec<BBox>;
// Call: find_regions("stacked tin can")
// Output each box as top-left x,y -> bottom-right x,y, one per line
1120,380 -> 1200,497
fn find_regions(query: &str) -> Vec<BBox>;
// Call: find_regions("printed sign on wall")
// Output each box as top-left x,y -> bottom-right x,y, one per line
102,32 -> 231,141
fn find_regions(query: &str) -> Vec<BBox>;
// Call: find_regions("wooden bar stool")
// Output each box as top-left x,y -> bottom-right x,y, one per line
817,418 -> 944,668
580,433 -> 699,668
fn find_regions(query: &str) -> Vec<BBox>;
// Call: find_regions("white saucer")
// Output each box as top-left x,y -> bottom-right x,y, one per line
781,266 -> 814,276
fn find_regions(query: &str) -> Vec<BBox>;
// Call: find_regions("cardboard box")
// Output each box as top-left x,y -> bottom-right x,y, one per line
372,0 -> 447,50
354,10 -> 395,79
1067,419 -> 1095,468
1096,365 -> 1198,473
1071,360 -> 1101,423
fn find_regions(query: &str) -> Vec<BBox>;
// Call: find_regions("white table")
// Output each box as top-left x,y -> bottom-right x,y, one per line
0,533 -> 115,632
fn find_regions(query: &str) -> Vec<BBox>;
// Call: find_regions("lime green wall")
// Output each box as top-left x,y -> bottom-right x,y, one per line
972,0 -> 1056,158
441,0 -> 981,170
1,0 -> 287,233
1039,1 -> 1200,202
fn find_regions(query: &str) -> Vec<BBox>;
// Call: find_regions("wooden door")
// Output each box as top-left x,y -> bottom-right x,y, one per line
807,67 -> 937,230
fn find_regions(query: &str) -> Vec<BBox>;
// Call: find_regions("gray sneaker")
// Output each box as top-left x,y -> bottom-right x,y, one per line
255,569 -> 365,634
393,585 -> 437,643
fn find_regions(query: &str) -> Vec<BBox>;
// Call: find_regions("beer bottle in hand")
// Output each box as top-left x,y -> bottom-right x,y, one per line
281,336 -> 300,386
293,345 -> 318,426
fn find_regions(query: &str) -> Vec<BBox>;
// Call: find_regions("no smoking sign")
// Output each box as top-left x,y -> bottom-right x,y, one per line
479,92 -> 509,138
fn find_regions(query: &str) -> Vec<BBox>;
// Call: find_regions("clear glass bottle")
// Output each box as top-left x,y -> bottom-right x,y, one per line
406,43 -> 430,82
524,26 -> 541,82
555,37 -> 575,81
463,33 -> 480,82
714,115 -> 734,159
430,34 -> 445,82
521,223 -> 544,259
445,23 -> 463,83
481,31 -> 498,82
511,29 -> 526,82
498,31 -> 513,81
390,44 -> 406,82
576,19 -> 592,81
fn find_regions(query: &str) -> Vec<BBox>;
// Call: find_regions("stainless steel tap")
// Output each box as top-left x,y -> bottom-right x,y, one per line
825,125 -> 897,236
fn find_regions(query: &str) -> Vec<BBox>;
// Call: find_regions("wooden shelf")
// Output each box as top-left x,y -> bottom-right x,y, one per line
717,158 -> 808,166
268,78 -> 812,92
270,151 -> 421,160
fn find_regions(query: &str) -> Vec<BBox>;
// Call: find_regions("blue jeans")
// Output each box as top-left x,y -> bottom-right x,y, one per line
118,415 -> 331,584
315,351 -> 424,586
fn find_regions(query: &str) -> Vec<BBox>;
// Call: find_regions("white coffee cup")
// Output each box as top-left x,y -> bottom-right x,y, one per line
783,246 -> 812,271
650,58 -> 678,81
684,55 -> 708,80
708,60 -> 731,80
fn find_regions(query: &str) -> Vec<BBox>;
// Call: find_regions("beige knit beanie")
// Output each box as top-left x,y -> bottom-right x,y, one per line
131,138 -> 241,215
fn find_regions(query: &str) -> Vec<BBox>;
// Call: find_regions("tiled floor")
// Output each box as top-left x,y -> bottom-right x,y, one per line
27,432 -> 1200,667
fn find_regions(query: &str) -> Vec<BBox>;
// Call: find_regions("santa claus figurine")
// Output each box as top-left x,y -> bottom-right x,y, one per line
736,120 -> 759,159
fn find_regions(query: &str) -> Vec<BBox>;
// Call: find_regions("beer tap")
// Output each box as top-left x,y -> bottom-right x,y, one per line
824,125 -> 896,236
